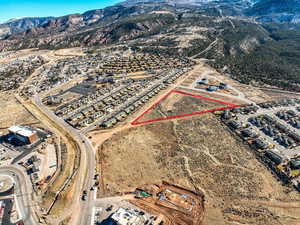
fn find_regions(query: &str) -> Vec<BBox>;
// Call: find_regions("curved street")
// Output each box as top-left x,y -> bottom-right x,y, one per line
0,166 -> 38,225
33,95 -> 96,225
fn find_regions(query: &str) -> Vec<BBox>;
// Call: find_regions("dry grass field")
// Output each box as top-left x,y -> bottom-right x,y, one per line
176,87 -> 247,105
0,92 -> 39,131
138,92 -> 228,123
98,112 -> 300,225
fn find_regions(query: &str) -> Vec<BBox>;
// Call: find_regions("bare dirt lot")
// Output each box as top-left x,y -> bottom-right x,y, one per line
176,87 -> 247,105
194,83 -> 239,96
0,48 -> 85,64
0,92 -> 39,131
97,113 -> 300,225
138,92 -> 228,123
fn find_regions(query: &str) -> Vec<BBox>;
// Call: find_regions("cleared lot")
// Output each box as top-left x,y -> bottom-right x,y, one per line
0,92 -> 38,130
98,111 -> 300,225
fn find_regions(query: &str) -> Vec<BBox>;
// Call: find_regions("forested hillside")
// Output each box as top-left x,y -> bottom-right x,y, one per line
209,23 -> 300,91
1,0 -> 300,91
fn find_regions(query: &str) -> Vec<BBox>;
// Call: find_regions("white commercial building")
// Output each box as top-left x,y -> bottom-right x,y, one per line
8,125 -> 39,144
111,208 -> 144,225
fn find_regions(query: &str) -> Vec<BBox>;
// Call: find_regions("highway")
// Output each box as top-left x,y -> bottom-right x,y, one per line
33,95 -> 96,225
0,166 -> 38,225
31,68 -> 189,224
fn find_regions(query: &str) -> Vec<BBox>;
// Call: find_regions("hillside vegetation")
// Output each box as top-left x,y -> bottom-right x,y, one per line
1,0 -> 300,91
210,23 -> 300,91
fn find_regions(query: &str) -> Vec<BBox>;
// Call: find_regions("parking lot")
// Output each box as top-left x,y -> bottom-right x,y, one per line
0,144 -> 19,166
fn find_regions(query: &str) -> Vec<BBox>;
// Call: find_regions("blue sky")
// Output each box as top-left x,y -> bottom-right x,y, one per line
0,0 -> 123,23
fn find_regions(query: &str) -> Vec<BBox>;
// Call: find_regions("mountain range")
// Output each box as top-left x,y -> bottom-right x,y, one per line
0,0 -> 300,91
246,0 -> 300,23
0,0 -> 299,41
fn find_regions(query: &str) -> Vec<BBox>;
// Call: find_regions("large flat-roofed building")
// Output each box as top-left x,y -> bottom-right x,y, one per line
111,208 -> 144,225
8,126 -> 39,145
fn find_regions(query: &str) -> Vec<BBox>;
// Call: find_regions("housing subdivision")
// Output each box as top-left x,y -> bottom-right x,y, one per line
220,98 -> 300,191
34,54 -> 195,131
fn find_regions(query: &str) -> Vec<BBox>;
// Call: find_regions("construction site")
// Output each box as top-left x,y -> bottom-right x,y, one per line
91,181 -> 205,225
96,82 -> 300,225
132,182 -> 205,225
2,43 -> 300,225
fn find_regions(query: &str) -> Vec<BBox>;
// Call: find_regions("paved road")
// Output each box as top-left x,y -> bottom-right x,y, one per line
178,85 -> 254,105
1,197 -> 14,225
177,72 -> 256,105
82,69 -> 188,133
236,105 -> 300,159
62,84 -> 127,119
0,167 -> 38,225
33,95 -> 96,225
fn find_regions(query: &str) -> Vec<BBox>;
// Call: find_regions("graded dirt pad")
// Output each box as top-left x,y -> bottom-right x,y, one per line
194,84 -> 239,96
259,88 -> 300,101
98,114 -> 300,225
0,48 -> 84,64
183,59 -> 272,103
131,182 -> 205,225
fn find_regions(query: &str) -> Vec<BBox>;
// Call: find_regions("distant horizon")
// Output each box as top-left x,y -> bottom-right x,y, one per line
0,0 -> 124,23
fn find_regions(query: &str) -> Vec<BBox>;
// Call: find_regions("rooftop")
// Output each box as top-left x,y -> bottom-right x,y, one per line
8,125 -> 36,137
111,208 -> 142,225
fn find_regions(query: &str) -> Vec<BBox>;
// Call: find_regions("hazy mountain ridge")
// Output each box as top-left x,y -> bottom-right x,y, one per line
0,17 -> 53,39
1,0 -> 300,91
246,0 -> 300,23
0,0 -> 248,42
1,0 -> 300,42
1,0 -> 300,52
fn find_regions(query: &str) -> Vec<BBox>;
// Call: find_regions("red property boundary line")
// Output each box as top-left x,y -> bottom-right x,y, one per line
131,89 -> 174,126
131,89 -> 240,126
172,90 -> 238,107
